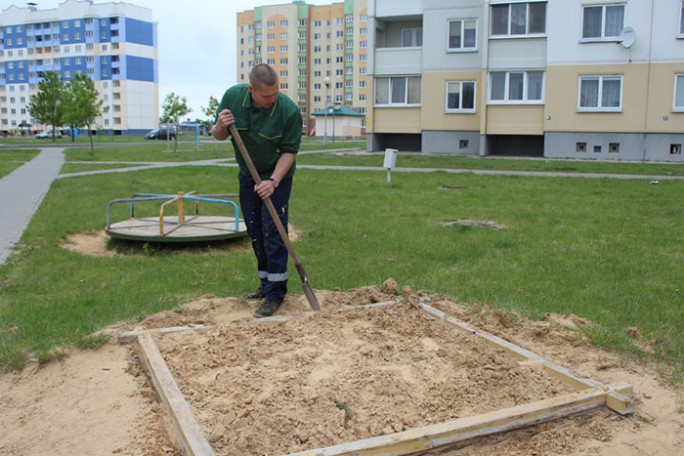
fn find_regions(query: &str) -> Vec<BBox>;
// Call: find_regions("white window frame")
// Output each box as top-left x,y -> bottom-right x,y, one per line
580,3 -> 625,42
446,80 -> 476,113
401,28 -> 423,47
490,2 -> 547,38
578,75 -> 623,112
374,76 -> 421,107
488,71 -> 545,104
447,18 -> 478,52
674,74 -> 684,112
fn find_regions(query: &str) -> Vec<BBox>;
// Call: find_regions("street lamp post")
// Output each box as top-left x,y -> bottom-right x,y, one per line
332,75 -> 340,143
324,76 -> 330,147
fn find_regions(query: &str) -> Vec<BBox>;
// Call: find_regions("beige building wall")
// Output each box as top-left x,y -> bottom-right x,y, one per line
485,106 -> 545,135
372,107 -> 421,133
545,64 -> 650,134
420,71 -> 481,132
236,10 -> 255,85
645,62 -> 684,133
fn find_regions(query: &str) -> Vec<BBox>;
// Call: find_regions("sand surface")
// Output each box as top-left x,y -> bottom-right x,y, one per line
2,280 -> 683,455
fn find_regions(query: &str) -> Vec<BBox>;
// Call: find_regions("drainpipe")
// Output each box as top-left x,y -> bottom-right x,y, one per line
642,0 -> 656,161
480,1 -> 491,157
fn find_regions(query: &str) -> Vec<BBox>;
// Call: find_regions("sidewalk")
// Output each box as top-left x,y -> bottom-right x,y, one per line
0,148 -> 64,265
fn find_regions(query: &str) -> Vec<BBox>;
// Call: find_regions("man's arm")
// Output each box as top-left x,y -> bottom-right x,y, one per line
211,109 -> 234,141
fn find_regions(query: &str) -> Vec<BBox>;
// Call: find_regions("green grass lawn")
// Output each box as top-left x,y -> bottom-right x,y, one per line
1,146 -> 683,384
0,149 -> 41,178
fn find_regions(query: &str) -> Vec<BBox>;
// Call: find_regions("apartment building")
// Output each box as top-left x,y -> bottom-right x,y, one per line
0,0 -> 158,135
368,0 -> 684,162
236,0 -> 368,135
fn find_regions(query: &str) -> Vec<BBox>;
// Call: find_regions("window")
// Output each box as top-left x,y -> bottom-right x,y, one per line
491,2 -> 546,36
375,76 -> 421,105
448,19 -> 477,50
674,74 -> 684,111
446,81 -> 476,112
578,75 -> 622,111
680,1 -> 684,35
582,4 -> 624,40
401,28 -> 423,47
489,71 -> 544,103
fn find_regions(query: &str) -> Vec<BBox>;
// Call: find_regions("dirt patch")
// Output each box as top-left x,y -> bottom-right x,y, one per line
440,184 -> 470,190
61,230 -> 116,257
1,285 -> 683,455
443,219 -> 508,229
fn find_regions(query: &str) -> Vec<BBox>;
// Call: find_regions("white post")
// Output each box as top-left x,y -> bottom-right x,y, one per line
324,76 -> 330,147
383,148 -> 397,186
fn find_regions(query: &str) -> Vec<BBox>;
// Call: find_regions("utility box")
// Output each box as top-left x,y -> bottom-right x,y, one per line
383,148 -> 398,186
383,148 -> 397,169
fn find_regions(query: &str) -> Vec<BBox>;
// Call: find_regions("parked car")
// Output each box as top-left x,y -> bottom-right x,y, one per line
35,130 -> 63,139
144,128 -> 176,140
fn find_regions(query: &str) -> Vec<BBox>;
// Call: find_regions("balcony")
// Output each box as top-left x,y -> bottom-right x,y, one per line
374,47 -> 422,75
372,17 -> 423,75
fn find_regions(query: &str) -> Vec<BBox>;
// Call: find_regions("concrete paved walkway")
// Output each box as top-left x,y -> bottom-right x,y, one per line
0,148 -> 64,265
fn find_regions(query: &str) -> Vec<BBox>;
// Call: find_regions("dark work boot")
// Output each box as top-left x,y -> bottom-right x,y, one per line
254,299 -> 282,318
243,288 -> 266,300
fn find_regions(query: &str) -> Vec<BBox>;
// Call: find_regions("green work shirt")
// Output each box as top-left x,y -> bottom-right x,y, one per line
216,84 -> 303,181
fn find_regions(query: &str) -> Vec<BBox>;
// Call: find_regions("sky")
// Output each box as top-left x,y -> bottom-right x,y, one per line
0,0 -> 333,119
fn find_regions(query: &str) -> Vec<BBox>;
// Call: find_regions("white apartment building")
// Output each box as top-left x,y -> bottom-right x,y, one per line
0,0 -> 158,135
367,0 -> 684,162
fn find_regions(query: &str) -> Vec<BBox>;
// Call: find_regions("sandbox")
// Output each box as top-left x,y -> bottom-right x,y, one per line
119,289 -> 633,456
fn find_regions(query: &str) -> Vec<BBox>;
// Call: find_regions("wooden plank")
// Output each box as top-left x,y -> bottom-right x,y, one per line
419,300 -> 634,415
286,384 -> 626,456
137,333 -> 216,456
118,324 -> 212,344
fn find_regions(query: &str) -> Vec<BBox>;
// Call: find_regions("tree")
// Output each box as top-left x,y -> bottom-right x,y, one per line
202,95 -> 219,131
63,73 -> 104,153
27,71 -> 65,142
160,92 -> 191,151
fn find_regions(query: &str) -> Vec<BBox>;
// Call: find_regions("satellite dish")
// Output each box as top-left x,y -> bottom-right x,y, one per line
618,26 -> 636,49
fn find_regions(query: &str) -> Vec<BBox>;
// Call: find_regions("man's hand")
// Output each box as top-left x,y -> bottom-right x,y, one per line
211,109 -> 234,141
254,179 -> 277,200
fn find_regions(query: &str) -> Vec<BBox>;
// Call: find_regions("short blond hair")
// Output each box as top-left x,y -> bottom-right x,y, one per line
249,64 -> 278,90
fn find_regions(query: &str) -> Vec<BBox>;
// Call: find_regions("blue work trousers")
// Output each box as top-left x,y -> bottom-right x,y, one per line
239,174 -> 292,303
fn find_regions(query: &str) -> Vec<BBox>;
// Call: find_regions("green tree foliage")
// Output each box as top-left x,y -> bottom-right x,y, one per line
202,95 -> 219,130
63,73 -> 104,153
160,92 -> 191,151
27,71 -> 65,142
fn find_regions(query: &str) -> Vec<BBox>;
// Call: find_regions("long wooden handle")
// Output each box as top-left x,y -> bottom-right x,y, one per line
228,124 -> 320,310
228,124 -> 302,267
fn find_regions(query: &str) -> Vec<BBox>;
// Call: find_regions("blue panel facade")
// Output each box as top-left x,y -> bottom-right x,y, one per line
59,18 -> 86,44
124,55 -> 155,82
2,25 -> 28,49
3,61 -> 29,83
61,56 -> 88,80
99,55 -> 112,80
98,17 -> 112,43
124,18 -> 155,46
